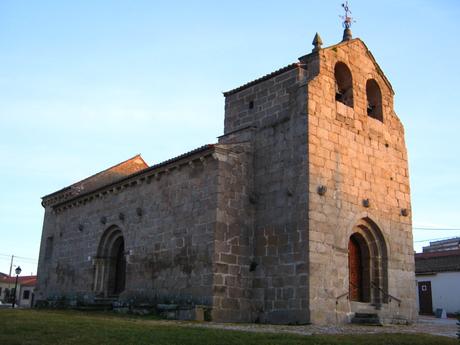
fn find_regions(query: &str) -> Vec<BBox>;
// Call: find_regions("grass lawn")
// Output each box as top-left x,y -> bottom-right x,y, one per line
0,309 -> 457,345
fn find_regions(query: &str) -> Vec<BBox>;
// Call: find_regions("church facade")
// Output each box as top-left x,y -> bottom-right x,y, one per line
36,32 -> 416,324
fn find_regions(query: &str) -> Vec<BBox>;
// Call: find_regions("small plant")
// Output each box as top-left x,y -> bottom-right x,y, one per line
456,312 -> 460,340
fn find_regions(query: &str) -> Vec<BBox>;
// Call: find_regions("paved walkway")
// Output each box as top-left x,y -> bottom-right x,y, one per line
166,315 -> 458,339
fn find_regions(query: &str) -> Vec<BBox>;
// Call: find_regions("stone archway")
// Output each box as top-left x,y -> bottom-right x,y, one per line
93,226 -> 126,297
348,218 -> 388,305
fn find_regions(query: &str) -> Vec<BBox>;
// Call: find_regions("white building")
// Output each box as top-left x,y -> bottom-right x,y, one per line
0,274 -> 36,307
415,246 -> 460,316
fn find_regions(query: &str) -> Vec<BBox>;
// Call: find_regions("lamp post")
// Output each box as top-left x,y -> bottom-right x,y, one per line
12,266 -> 21,309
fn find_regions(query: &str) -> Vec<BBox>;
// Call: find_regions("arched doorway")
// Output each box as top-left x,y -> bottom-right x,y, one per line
348,218 -> 388,305
111,236 -> 126,295
348,233 -> 370,302
94,226 -> 126,297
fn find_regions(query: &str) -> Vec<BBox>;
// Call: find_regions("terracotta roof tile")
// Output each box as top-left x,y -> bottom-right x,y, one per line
20,277 -> 37,287
70,154 -> 148,192
0,275 -> 37,285
50,144 -> 216,208
43,155 -> 149,200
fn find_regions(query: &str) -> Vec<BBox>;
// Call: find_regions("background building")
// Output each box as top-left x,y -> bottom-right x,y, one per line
415,238 -> 460,316
0,274 -> 36,307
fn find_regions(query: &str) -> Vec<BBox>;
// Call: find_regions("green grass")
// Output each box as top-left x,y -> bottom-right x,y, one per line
0,309 -> 457,345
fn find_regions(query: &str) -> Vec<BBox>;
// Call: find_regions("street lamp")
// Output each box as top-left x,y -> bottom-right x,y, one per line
12,266 -> 21,309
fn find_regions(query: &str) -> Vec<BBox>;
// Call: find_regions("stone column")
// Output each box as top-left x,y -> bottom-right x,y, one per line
93,257 -> 107,296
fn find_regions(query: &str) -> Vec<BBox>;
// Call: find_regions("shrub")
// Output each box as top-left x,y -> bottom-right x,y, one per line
456,312 -> 460,339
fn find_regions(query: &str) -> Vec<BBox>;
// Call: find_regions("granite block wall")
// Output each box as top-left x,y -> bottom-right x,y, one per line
37,151 -> 219,306
222,63 -> 316,324
306,39 -> 416,324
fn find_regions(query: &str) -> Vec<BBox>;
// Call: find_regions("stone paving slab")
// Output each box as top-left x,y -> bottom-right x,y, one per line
155,316 -> 458,339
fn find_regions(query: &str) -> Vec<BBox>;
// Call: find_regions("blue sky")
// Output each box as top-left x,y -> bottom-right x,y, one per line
0,1 -> 459,275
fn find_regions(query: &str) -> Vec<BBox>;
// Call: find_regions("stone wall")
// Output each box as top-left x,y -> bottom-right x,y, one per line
222,62 -> 317,324
211,143 -> 254,322
37,150 -> 220,307
306,39 -> 416,324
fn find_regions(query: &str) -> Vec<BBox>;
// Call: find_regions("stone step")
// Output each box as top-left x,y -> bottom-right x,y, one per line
93,298 -> 117,305
351,313 -> 382,326
73,305 -> 113,311
71,297 -> 117,311
391,316 -> 409,325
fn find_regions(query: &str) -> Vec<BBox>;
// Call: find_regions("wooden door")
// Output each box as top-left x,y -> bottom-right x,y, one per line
418,281 -> 433,315
348,237 -> 362,301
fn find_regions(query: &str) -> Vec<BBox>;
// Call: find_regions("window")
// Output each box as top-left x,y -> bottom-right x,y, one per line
23,290 -> 30,300
366,79 -> 383,122
334,62 -> 354,107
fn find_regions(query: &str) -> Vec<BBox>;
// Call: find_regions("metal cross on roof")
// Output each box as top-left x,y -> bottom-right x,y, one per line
340,1 -> 355,29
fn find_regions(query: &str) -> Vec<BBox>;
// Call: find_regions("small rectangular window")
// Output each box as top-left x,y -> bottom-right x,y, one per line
23,290 -> 30,300
45,236 -> 54,260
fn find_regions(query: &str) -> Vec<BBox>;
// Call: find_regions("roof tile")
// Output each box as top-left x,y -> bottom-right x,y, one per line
415,249 -> 460,274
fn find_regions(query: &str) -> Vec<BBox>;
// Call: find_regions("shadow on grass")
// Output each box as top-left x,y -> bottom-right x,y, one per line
0,309 -> 457,345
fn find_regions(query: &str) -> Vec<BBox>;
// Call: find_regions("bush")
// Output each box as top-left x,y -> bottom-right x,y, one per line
456,312 -> 460,339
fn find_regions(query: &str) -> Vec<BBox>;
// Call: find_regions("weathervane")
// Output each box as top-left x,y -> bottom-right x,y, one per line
340,1 -> 355,41
340,1 -> 354,29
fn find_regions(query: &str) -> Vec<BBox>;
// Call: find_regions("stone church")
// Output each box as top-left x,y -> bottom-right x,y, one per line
37,26 -> 417,324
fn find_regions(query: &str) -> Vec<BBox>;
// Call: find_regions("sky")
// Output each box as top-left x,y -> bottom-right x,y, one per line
0,1 -> 459,276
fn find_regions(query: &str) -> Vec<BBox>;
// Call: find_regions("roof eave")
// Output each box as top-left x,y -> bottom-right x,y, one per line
223,63 -> 299,97
50,144 -> 217,209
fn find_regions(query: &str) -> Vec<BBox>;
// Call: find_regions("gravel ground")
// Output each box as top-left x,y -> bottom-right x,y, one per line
160,316 -> 458,339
